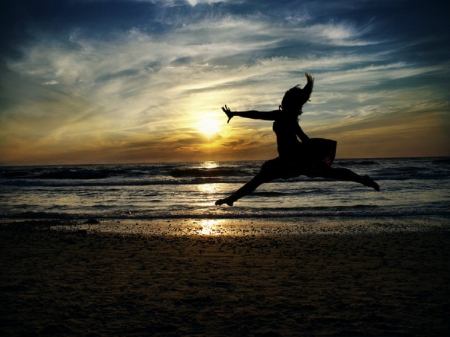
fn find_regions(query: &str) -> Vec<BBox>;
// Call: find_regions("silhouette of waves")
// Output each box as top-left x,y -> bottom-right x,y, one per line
335,159 -> 379,166
169,168 -> 248,178
1,158 -> 449,221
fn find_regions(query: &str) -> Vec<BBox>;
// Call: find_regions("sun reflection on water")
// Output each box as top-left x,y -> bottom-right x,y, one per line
197,183 -> 218,195
200,161 -> 219,169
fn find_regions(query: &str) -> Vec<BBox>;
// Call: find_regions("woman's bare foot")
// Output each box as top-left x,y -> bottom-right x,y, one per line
362,175 -> 380,191
215,198 -> 234,206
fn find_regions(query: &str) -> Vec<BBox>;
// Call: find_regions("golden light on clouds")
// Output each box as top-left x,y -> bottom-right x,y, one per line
1,1 -> 449,165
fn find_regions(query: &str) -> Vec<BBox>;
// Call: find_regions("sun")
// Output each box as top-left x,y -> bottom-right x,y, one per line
196,119 -> 221,136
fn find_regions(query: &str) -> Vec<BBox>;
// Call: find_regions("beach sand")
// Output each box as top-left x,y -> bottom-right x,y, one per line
1,219 -> 449,336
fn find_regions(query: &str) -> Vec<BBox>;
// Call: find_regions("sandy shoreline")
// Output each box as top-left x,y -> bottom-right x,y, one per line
1,219 -> 449,336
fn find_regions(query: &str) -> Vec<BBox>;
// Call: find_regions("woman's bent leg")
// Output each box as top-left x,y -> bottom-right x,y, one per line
319,167 -> 380,191
215,172 -> 273,206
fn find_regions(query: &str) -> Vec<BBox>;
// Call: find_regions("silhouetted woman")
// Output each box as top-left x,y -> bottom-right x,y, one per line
216,73 -> 379,206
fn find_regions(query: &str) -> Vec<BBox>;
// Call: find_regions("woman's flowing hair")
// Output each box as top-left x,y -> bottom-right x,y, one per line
280,73 -> 314,116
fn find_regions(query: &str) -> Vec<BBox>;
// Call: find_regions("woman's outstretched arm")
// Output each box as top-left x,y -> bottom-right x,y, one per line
222,105 -> 278,123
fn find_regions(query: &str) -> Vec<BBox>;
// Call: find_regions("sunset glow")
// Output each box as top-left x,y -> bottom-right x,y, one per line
1,0 -> 449,165
196,119 -> 222,136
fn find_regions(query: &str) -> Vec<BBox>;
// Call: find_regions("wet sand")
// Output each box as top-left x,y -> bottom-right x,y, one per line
1,219 -> 449,336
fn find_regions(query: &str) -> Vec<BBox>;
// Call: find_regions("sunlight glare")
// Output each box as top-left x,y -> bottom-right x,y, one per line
196,119 -> 221,136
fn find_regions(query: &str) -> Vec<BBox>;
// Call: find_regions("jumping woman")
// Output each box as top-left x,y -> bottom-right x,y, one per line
215,73 -> 379,206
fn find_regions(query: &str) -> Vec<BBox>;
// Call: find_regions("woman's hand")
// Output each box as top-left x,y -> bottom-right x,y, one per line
222,105 -> 233,123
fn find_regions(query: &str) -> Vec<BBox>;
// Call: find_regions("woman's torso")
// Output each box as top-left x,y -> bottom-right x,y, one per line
273,115 -> 302,158
273,115 -> 303,158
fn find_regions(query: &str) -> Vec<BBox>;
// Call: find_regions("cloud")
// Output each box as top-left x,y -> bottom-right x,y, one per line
185,0 -> 225,6
1,0 -> 449,164
42,80 -> 59,85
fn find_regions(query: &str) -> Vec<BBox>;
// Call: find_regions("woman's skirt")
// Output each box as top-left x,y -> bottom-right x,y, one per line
261,138 -> 337,179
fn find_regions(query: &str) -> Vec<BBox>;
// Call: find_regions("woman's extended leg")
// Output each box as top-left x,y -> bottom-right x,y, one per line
215,172 -> 274,206
319,167 -> 380,191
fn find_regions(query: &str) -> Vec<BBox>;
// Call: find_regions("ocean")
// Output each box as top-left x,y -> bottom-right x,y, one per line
1,157 -> 449,225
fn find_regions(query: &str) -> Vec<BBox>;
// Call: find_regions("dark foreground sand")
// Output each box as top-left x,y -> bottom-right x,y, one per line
1,220 -> 449,336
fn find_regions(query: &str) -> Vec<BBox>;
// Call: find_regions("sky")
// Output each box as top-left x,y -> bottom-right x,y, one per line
1,0 -> 449,165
